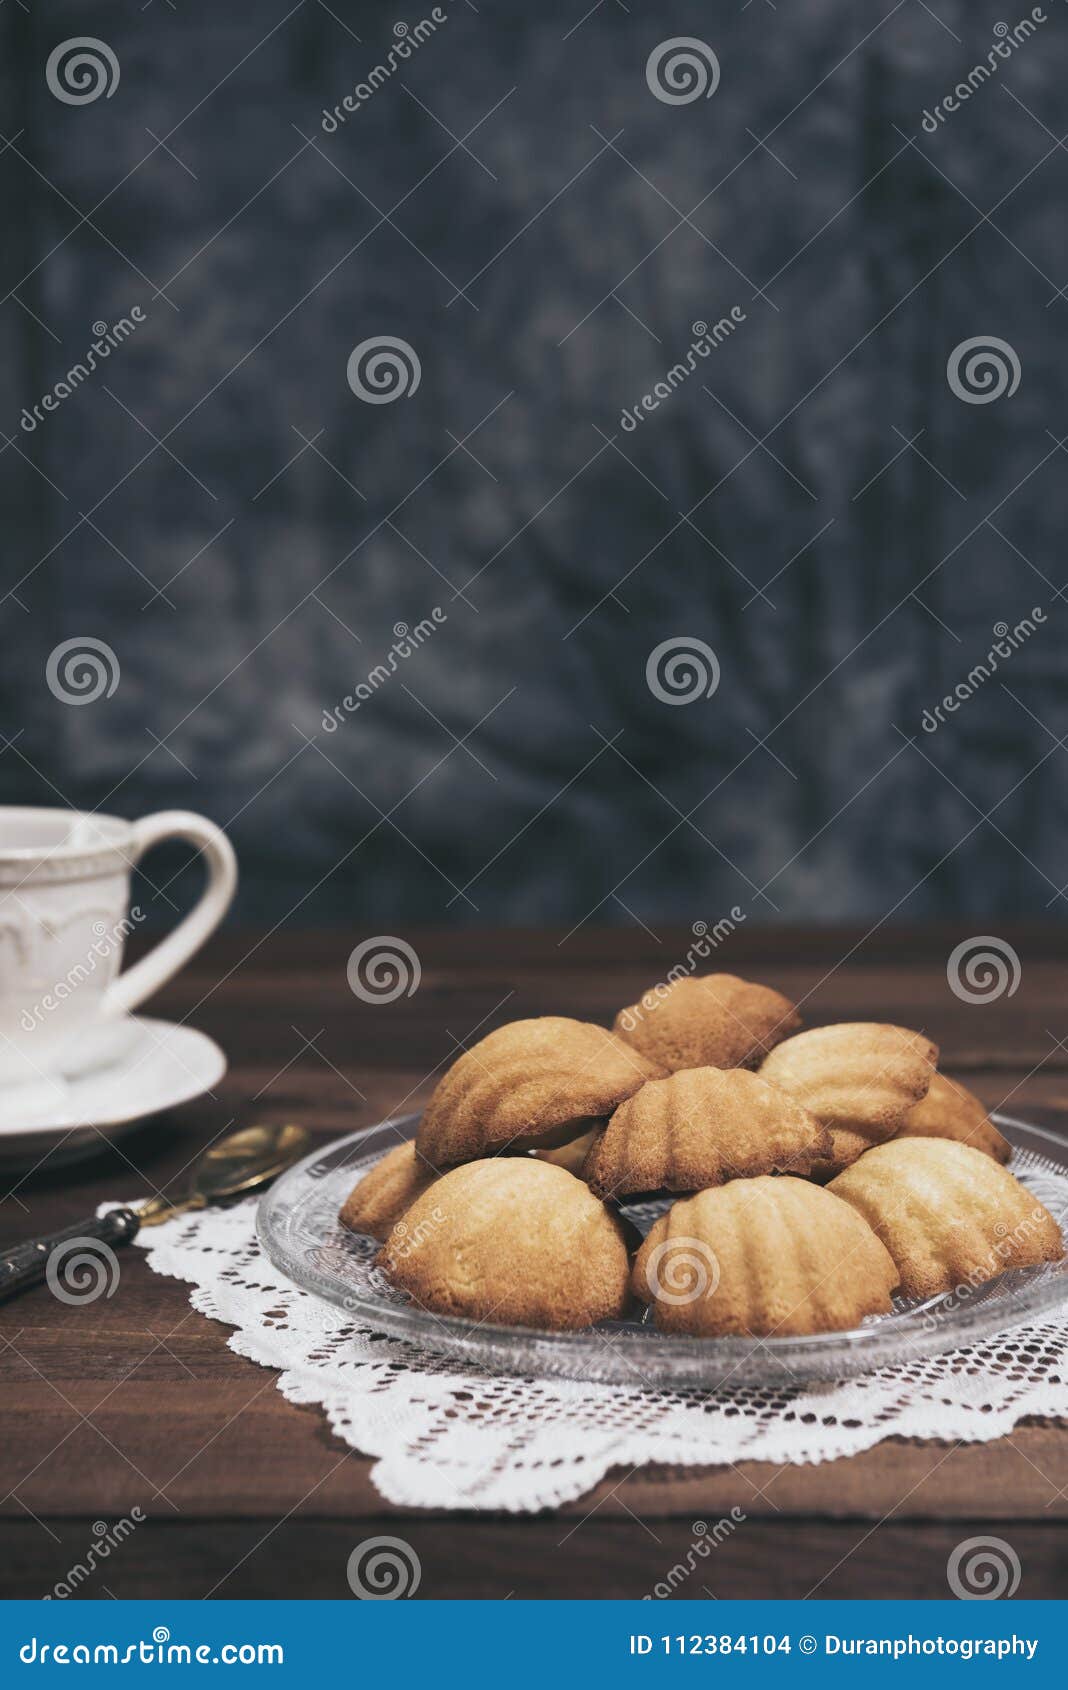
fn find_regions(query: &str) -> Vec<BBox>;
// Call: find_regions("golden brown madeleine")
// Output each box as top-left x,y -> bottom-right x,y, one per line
632,1177 -> 898,1337
416,1016 -> 663,1165
614,973 -> 800,1072
829,1138 -> 1063,1300
534,1126 -> 599,1178
379,1159 -> 632,1331
898,1071 -> 1010,1164
759,1022 -> 938,1175
583,1066 -> 832,1199
339,1141 -> 442,1241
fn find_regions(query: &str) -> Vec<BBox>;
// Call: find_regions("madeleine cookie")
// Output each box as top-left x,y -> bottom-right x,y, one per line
614,973 -> 800,1073
897,1072 -> 1010,1164
339,1141 -> 441,1241
534,1126 -> 599,1178
829,1138 -> 1062,1299
379,1159 -> 632,1330
583,1066 -> 832,1198
632,1176 -> 898,1337
416,1016 -> 663,1165
759,1022 -> 938,1174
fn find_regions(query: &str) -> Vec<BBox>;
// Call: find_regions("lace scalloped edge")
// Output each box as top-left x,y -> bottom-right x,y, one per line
134,1226 -> 1068,1513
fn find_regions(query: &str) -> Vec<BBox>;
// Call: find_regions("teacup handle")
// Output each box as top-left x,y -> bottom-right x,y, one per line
104,811 -> 237,1017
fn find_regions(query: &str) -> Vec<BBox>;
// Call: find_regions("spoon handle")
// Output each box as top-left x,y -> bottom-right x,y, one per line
0,1207 -> 141,1303
137,1191 -> 207,1228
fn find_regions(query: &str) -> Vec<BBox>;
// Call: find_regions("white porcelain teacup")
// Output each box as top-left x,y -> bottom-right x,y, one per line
0,807 -> 237,1087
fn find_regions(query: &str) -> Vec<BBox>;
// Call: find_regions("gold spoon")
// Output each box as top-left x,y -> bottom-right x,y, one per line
0,1122 -> 310,1300
137,1122 -> 310,1226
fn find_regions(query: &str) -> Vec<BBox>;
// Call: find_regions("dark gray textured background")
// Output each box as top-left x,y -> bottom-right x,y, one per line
1,2 -> 1065,929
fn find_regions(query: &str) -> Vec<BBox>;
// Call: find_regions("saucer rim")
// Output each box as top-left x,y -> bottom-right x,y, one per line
0,1016 -> 227,1139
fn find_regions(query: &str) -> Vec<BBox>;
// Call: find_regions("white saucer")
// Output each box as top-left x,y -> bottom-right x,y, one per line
0,1017 -> 227,1171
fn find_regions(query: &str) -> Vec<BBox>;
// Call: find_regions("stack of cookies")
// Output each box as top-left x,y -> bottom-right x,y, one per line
338,973 -> 1063,1338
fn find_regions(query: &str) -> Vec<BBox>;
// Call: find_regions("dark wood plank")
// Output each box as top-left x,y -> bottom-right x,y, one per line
1,926 -> 1066,1598
3,1293 -> 1068,1520
2,1518 -> 1064,1601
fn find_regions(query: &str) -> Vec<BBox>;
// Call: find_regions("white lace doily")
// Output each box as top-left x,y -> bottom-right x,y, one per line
117,1171 -> 1068,1513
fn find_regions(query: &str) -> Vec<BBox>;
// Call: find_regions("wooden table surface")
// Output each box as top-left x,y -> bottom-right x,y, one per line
2,925 -> 1067,1599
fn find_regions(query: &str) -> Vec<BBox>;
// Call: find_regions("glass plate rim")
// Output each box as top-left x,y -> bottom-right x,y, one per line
255,1108 -> 1068,1386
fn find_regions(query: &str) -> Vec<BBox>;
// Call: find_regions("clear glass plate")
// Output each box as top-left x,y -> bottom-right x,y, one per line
256,1111 -> 1068,1388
